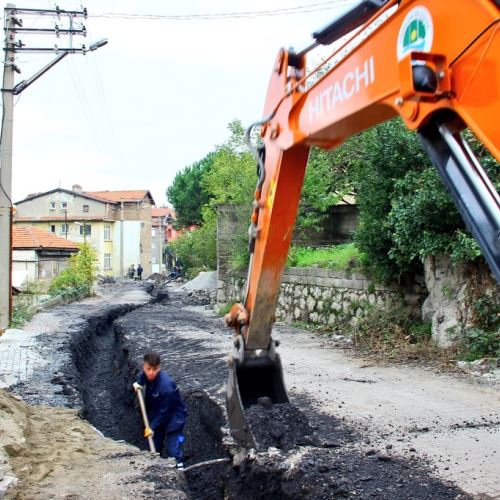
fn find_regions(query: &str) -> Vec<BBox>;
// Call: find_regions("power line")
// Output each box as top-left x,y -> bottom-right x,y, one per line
89,0 -> 356,21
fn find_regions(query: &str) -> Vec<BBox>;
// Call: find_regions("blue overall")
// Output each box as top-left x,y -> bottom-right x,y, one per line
137,370 -> 187,462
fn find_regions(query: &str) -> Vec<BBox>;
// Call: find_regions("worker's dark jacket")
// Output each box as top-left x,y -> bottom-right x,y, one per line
137,371 -> 187,433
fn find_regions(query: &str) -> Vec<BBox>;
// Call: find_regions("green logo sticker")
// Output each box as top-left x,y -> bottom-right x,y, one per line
397,6 -> 433,61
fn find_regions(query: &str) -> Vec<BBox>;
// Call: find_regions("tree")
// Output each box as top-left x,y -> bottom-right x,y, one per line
166,153 -> 215,227
167,120 -> 258,276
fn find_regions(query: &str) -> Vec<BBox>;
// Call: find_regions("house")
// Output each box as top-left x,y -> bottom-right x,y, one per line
14,185 -> 155,277
12,226 -> 79,287
85,188 -> 155,277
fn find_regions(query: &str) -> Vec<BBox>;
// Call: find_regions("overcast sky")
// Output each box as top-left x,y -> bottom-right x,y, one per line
4,0 -> 356,206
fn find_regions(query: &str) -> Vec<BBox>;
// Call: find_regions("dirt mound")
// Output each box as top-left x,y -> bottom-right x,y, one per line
245,400 -> 315,451
0,389 -> 187,499
179,271 -> 217,291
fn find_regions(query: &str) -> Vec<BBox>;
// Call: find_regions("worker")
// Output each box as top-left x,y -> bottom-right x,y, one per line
128,264 -> 135,279
133,352 -> 187,468
137,264 -> 143,280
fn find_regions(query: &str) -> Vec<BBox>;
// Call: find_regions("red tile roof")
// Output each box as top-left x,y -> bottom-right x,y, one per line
152,207 -> 175,218
86,190 -> 154,204
13,226 -> 79,251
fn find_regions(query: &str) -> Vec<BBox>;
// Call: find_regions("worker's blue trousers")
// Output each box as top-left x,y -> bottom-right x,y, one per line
152,426 -> 185,463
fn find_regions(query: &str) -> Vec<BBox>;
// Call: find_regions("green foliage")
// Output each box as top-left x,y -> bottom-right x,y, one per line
287,243 -> 360,270
49,243 -> 97,297
166,153 -> 215,227
386,167 -> 470,270
169,209 -> 217,279
167,120 -> 256,278
461,328 -> 500,360
217,303 -> 232,317
202,121 -> 256,207
473,295 -> 500,331
351,119 -> 433,281
10,302 -> 32,329
298,147 -> 356,231
348,119 -> 500,282
351,304 -> 435,358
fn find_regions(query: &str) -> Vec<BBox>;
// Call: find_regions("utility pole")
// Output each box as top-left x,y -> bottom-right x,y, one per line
0,4 -> 107,332
0,5 -> 18,332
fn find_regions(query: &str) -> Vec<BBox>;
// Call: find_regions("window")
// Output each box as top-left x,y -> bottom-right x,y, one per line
61,202 -> 68,210
152,255 -> 157,264
152,228 -> 157,238
49,202 -> 56,210
83,204 -> 89,213
104,253 -> 112,270
79,224 -> 91,236
104,224 -> 111,241
50,224 -> 56,233
152,240 -> 156,250
59,224 -> 69,235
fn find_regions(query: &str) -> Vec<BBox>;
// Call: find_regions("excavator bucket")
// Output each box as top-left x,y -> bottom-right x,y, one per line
227,353 -> 289,449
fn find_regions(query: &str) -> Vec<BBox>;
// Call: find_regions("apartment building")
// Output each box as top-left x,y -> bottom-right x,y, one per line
14,185 -> 155,277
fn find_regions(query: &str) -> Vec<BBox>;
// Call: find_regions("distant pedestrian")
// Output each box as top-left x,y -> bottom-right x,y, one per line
137,264 -> 143,280
128,264 -> 135,279
133,352 -> 187,468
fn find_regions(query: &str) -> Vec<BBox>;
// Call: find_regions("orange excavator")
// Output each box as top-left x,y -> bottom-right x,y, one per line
225,0 -> 500,448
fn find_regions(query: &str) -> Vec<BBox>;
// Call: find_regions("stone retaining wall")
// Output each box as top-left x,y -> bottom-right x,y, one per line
219,268 -> 402,326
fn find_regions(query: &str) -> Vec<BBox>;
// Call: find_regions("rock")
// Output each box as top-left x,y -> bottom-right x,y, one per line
257,397 -> 273,409
365,449 -> 377,456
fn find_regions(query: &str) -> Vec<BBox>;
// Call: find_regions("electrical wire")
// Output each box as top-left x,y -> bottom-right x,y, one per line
89,0 -> 357,21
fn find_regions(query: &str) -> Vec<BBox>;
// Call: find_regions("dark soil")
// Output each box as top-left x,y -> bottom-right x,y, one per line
103,290 -> 468,499
245,401 -> 316,450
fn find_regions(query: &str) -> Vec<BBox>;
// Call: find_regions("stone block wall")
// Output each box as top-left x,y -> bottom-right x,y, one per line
219,268 -> 401,326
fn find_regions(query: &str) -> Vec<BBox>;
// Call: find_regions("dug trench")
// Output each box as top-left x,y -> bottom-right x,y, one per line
67,288 -> 469,499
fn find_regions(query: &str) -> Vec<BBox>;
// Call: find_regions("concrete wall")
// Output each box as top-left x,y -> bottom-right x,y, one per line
293,204 -> 359,246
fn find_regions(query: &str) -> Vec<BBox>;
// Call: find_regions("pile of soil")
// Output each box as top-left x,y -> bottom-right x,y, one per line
0,389 -> 187,499
245,400 -> 315,450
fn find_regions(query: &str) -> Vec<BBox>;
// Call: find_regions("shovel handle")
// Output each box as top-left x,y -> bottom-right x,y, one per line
135,387 -> 156,453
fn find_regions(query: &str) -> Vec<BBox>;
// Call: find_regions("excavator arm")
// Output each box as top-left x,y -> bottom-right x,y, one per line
226,0 -> 500,448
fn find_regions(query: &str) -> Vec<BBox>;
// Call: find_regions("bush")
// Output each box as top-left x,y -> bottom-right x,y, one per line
460,328 -> 500,360
169,213 -> 217,279
10,302 -> 32,329
350,304 -> 435,360
49,243 -> 98,297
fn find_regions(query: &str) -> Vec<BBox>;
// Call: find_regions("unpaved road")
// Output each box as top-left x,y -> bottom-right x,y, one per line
108,285 -> 498,498
276,326 -> 500,498
2,281 -> 499,498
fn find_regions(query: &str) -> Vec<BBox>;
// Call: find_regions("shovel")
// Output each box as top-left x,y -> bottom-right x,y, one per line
135,386 -> 156,453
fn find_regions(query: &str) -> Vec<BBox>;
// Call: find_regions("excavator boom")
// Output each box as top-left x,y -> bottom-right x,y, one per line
226,0 -> 500,448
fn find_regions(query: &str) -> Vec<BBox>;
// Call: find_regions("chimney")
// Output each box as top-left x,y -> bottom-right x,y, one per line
72,184 -> 82,193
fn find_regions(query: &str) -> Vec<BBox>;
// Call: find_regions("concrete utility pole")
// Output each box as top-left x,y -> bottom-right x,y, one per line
0,5 -> 17,331
0,4 -> 107,332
